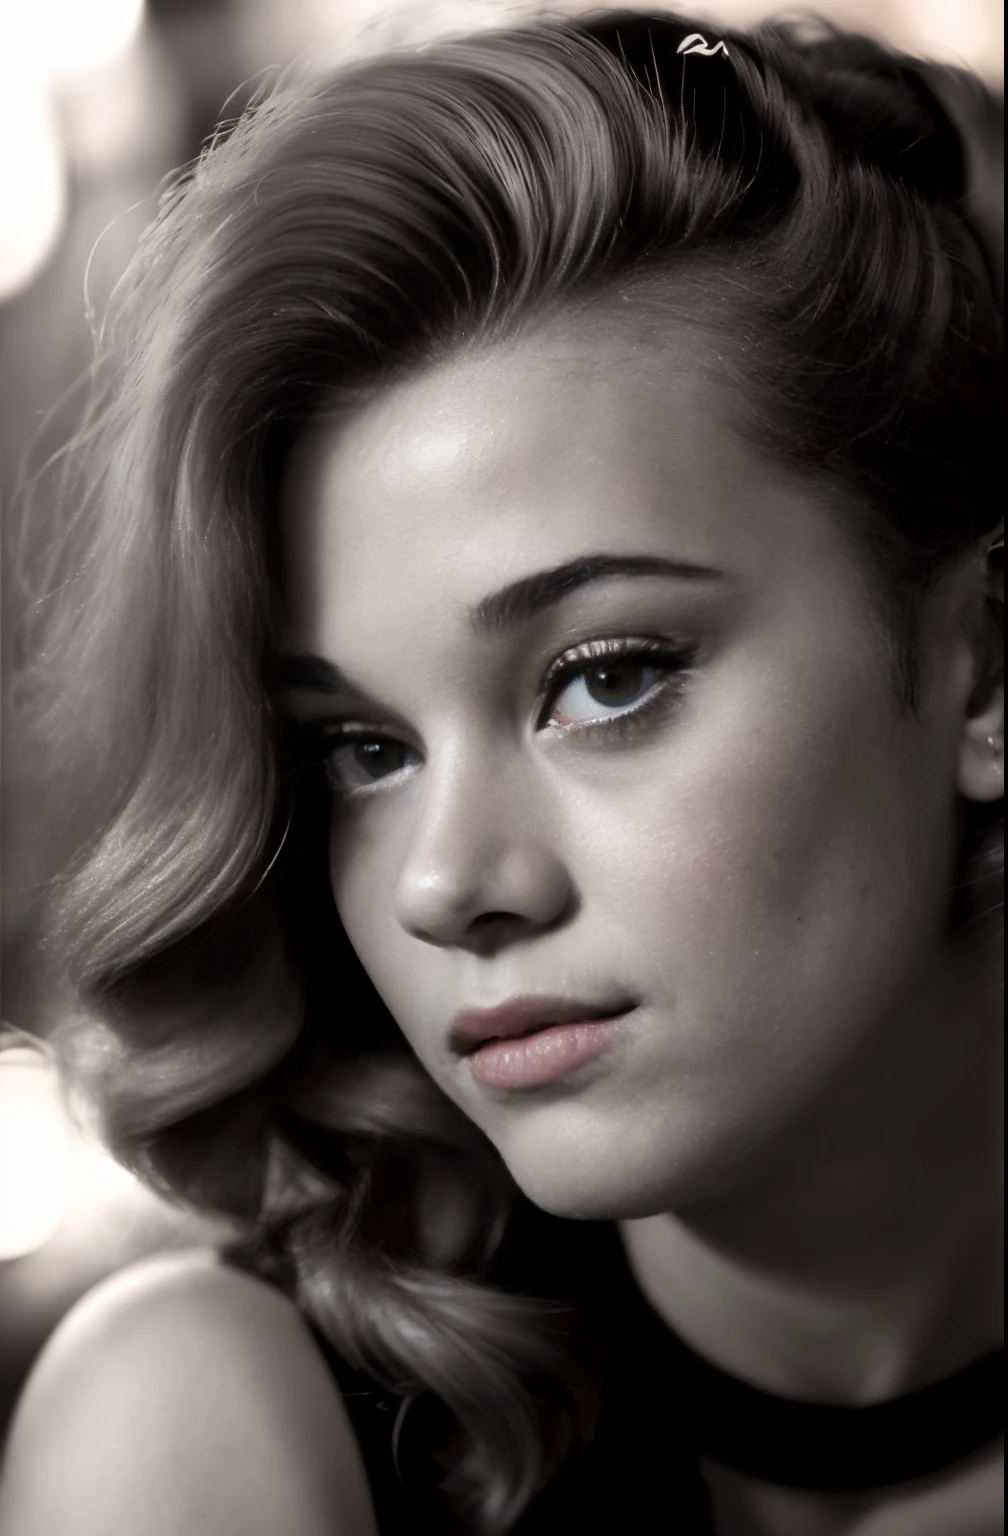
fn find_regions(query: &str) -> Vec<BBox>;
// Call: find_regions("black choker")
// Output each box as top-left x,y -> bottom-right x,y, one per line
659,1321 -> 1004,1490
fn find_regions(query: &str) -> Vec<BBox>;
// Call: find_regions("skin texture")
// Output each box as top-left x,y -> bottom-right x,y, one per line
0,1253 -> 379,1536
278,317 -> 1003,1532
279,317 -> 998,1205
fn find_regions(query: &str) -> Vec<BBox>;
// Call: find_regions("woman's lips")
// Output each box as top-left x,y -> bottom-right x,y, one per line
466,1016 -> 631,1090
449,995 -> 636,1090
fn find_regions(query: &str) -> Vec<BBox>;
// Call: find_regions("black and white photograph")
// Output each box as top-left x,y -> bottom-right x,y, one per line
0,2 -> 1003,1533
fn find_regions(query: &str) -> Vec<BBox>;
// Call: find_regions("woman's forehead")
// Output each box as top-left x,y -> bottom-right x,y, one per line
275,323 -> 864,670
285,333 -> 745,563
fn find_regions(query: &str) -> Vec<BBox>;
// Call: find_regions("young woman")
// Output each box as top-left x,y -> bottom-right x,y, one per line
0,11 -> 1002,1535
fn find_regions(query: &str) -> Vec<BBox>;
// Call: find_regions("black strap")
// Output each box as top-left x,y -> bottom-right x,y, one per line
661,1324 -> 1004,1490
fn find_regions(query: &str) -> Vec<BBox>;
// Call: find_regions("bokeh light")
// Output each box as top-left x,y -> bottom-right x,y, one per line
0,1051 -> 73,1262
36,0 -> 145,82
0,19 -> 67,304
0,0 -> 148,301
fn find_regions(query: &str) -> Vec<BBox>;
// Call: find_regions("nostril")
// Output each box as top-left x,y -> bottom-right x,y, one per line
469,911 -> 519,929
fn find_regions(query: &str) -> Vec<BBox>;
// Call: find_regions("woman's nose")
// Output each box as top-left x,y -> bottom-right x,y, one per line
392,766 -> 574,949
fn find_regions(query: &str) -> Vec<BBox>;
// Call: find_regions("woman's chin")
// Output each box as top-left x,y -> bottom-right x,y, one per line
499,1130 -> 736,1225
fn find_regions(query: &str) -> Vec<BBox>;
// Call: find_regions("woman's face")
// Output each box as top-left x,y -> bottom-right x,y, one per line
278,321 -> 976,1220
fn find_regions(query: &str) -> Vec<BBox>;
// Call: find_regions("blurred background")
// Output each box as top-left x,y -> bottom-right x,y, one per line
0,0 -> 1003,1454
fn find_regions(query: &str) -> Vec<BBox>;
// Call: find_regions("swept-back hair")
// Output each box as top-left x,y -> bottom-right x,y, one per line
11,12 -> 1003,1531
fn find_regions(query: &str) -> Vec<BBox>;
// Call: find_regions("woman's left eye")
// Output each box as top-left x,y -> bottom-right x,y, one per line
548,659 -> 659,723
544,642 -> 693,730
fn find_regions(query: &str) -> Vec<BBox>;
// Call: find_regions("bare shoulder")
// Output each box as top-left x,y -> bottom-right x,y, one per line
0,1249 -> 379,1536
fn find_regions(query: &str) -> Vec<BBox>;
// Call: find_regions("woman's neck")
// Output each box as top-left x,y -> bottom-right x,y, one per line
619,948 -> 1003,1404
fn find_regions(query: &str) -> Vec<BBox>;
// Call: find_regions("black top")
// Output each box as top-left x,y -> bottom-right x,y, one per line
232,1220 -> 1004,1535
310,1229 -> 717,1535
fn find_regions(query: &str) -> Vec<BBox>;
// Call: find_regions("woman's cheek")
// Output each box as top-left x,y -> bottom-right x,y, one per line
581,695 -> 938,1065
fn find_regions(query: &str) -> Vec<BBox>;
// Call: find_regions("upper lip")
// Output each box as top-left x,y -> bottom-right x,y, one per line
449,995 -> 635,1056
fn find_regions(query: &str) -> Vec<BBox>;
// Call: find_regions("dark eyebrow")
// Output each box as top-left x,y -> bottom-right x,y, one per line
470,553 -> 724,635
272,552 -> 724,698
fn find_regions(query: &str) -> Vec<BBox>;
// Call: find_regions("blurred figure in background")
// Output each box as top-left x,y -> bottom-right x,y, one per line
0,5 -> 1003,1535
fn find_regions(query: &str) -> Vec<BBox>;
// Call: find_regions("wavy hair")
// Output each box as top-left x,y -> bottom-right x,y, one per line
11,11 -> 1003,1532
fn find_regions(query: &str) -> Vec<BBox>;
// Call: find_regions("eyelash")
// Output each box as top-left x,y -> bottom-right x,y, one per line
306,635 -> 696,797
538,635 -> 695,741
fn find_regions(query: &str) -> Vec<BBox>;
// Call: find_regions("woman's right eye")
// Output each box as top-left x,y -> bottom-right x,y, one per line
323,737 -> 420,795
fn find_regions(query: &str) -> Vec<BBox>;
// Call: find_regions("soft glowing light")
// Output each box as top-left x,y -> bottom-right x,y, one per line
909,0 -> 1003,72
0,13 -> 67,302
0,104 -> 66,303
56,29 -> 187,178
42,0 -> 145,82
0,1053 -> 74,1261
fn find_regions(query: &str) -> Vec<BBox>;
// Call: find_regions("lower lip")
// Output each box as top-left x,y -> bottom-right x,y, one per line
467,1016 -> 628,1090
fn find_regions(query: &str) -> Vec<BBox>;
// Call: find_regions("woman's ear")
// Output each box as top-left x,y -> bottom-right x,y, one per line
956,531 -> 1004,804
